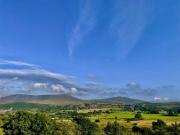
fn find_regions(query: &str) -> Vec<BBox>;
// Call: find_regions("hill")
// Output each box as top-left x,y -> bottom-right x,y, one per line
0,94 -> 148,105
0,94 -> 83,105
92,96 -> 147,104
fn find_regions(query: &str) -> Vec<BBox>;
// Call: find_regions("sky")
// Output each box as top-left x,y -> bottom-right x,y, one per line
0,0 -> 180,101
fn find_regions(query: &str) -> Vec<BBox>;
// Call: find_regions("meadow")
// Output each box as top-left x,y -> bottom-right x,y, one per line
89,112 -> 180,129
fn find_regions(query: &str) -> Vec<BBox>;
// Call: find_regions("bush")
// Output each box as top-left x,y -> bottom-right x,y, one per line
152,119 -> 166,130
134,112 -> 143,120
3,111 -> 55,135
73,116 -> 100,135
167,110 -> 178,116
104,121 -> 123,135
95,119 -> 100,123
132,125 -> 141,133
132,126 -> 153,135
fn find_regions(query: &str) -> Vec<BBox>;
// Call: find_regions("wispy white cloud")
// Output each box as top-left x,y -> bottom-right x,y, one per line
0,69 -> 73,81
0,59 -> 38,68
110,0 -> 153,59
68,0 -> 96,57
0,59 -> 81,96
0,59 -> 67,80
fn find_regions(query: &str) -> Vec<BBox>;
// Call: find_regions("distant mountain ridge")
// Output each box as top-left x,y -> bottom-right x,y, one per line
0,94 -> 83,105
91,96 -> 147,104
0,94 -> 148,105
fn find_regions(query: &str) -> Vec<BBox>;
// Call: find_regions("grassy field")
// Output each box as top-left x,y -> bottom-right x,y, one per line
89,112 -> 180,129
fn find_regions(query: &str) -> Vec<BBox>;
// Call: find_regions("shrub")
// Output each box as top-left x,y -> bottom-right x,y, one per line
104,121 -> 123,135
152,119 -> 166,130
134,112 -> 142,120
3,111 -> 55,135
132,126 -> 153,135
73,116 -> 100,135
95,119 -> 100,123
132,125 -> 141,133
167,110 -> 178,116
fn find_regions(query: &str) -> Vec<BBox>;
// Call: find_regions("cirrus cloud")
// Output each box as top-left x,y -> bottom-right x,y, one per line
68,0 -> 96,57
0,59 -> 38,68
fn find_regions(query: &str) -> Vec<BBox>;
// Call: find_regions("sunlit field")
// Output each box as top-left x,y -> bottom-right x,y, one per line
89,111 -> 180,129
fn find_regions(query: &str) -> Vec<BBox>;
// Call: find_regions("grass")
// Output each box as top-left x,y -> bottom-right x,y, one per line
90,112 -> 180,120
142,113 -> 180,120
0,128 -> 3,135
89,112 -> 180,129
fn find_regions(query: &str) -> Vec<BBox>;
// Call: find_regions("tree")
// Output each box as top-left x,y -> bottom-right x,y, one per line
3,111 -> 34,135
3,111 -> 55,135
30,112 -> 53,135
104,121 -> 123,135
73,116 -> 100,135
134,112 -> 142,120
167,110 -> 178,116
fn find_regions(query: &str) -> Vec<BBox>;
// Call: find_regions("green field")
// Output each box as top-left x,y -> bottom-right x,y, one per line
89,112 -> 180,129
91,112 -> 180,120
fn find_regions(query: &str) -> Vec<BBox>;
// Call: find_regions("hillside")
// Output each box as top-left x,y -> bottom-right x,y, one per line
0,94 -> 148,105
0,94 -> 83,105
92,96 -> 147,104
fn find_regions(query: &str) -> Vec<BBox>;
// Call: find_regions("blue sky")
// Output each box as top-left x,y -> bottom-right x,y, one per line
0,0 -> 180,101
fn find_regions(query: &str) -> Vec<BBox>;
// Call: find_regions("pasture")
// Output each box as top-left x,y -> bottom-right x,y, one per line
89,112 -> 180,129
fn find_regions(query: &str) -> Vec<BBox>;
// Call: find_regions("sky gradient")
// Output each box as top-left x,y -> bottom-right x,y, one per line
0,0 -> 180,101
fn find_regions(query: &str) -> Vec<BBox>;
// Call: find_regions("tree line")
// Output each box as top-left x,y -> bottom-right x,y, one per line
0,110 -> 180,135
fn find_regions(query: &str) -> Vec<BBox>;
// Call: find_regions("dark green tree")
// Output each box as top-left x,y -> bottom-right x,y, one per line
167,110 -> 178,116
3,111 -> 55,135
3,111 -> 34,135
104,121 -> 123,135
30,112 -> 53,135
134,112 -> 142,120
73,116 -> 100,135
